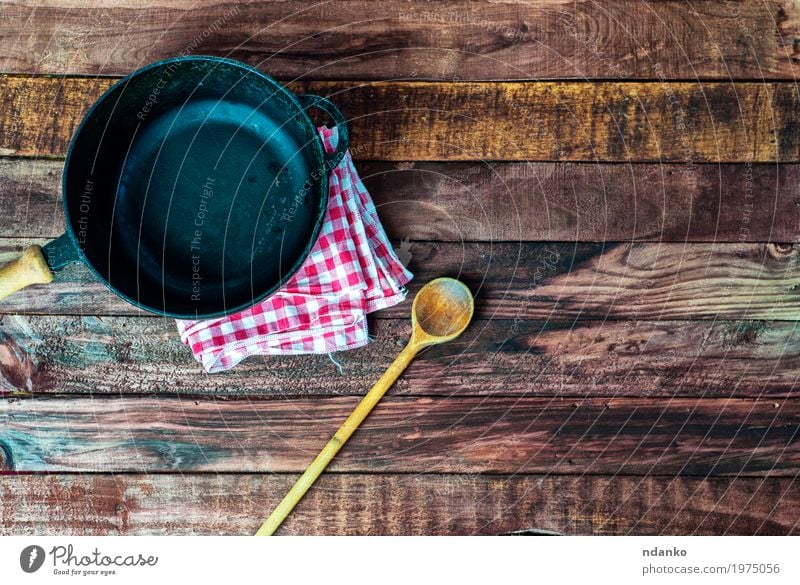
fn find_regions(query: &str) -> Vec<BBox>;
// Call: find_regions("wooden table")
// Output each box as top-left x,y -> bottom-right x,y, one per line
1,1 -> 798,535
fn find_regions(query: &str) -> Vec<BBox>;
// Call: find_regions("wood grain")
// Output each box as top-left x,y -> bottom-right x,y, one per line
361,161 -> 800,243
3,1 -> 799,540
3,77 -> 800,161
1,239 -> 799,320
2,1 -> 799,80
1,315 -> 799,398
0,473 -> 796,535
1,395 -> 797,474
5,158 -> 800,242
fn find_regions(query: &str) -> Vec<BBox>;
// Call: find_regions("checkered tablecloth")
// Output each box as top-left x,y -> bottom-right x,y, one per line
176,126 -> 413,373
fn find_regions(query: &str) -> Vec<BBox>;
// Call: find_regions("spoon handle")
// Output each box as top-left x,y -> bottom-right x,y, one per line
255,341 -> 420,536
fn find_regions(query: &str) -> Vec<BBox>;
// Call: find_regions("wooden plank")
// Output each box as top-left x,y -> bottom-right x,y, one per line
0,159 -> 63,238
1,240 -> 799,320
1,395 -> 797,474
1,315 -> 799,398
2,1 -> 799,80
3,77 -> 800,161
361,161 -> 800,243
0,473 -> 796,535
5,158 -> 800,242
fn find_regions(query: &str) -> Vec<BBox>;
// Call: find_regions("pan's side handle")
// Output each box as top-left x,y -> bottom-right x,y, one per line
298,94 -> 350,169
0,245 -> 54,302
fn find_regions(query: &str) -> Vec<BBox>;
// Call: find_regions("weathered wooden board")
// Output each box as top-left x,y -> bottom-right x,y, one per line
2,1 -> 797,541
0,473 -> 796,535
1,315 -> 799,398
361,161 -> 800,243
2,77 -> 800,161
1,239 -> 799,320
1,1 -> 799,80
1,395 -> 797,474
4,158 -> 800,242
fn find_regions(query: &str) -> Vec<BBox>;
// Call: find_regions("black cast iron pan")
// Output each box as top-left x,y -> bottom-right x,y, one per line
0,56 -> 349,318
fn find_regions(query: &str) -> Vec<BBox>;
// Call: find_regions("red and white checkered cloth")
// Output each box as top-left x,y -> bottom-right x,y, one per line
176,126 -> 413,373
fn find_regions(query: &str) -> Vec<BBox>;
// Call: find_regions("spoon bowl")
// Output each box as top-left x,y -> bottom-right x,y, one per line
412,277 -> 475,343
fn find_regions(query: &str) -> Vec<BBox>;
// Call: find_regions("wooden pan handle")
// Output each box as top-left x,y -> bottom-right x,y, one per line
0,245 -> 54,302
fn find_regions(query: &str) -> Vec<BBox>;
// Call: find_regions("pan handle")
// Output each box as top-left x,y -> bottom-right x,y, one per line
298,94 -> 350,169
0,245 -> 54,303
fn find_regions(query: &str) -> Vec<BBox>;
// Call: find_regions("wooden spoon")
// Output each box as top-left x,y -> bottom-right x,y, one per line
256,277 -> 475,535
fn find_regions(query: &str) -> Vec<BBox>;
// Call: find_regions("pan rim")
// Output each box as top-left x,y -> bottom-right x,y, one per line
61,55 -> 332,320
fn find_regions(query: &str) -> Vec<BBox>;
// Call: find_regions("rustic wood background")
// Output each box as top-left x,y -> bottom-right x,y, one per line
1,0 -> 799,535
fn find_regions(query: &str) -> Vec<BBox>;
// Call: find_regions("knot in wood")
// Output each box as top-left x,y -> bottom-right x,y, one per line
767,242 -> 794,258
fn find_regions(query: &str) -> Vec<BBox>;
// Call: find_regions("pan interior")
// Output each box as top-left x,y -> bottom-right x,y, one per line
63,58 -> 325,317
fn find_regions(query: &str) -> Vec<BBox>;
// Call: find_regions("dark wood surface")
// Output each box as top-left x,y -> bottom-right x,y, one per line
2,395 -> 798,474
0,0 -> 798,535
2,474 -> 796,535
2,0 -> 799,80
1,316 -> 799,398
